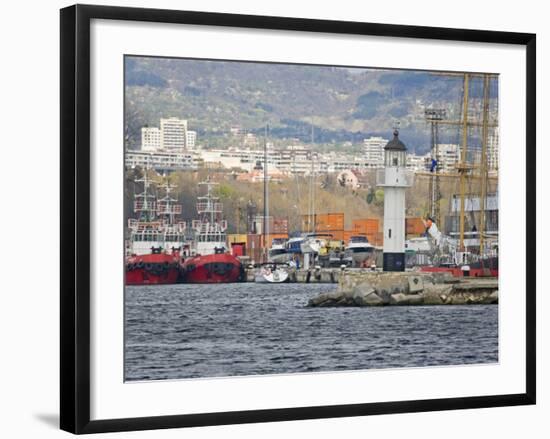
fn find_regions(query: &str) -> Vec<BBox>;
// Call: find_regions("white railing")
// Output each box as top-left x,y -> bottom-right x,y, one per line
134,200 -> 157,211
196,202 -> 223,213
191,220 -> 227,233
157,203 -> 182,215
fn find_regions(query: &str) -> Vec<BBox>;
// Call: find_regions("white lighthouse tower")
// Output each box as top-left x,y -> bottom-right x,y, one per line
376,129 -> 414,271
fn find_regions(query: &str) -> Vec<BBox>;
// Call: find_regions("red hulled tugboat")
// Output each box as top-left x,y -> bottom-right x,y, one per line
126,172 -> 187,285
182,180 -> 243,283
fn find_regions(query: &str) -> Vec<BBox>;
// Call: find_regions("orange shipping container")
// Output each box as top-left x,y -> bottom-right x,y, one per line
369,232 -> 384,247
302,213 -> 345,232
316,213 -> 345,229
272,218 -> 289,234
343,230 -> 354,244
352,218 -> 380,234
406,217 -> 426,235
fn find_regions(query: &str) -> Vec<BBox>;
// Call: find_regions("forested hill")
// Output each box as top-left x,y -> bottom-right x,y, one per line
125,56 -> 495,153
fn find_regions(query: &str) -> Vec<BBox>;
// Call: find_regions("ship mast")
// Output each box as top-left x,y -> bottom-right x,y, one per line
425,109 -> 446,226
263,124 -> 269,261
479,74 -> 491,255
311,124 -> 316,234
458,73 -> 470,251
307,123 -> 316,234
134,169 -> 156,222
194,179 -> 227,248
157,177 -> 180,225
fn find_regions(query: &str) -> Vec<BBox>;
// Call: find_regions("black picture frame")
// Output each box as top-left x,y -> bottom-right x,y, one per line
60,4 -> 536,434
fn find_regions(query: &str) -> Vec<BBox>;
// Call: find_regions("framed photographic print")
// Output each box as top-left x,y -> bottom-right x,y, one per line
60,4 -> 536,434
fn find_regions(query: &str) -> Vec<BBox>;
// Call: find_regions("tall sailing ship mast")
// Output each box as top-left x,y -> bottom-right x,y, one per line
263,124 -> 269,262
453,72 -> 498,258
415,72 -> 499,275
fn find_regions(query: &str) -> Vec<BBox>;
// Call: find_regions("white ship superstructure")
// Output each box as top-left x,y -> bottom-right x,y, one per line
127,172 -> 187,256
127,171 -> 162,256
191,180 -> 228,255
156,180 -> 186,253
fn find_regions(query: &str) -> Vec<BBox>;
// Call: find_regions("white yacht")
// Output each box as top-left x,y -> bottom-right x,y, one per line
344,235 -> 376,267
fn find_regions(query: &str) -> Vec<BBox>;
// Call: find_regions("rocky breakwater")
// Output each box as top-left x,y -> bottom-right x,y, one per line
307,271 -> 498,307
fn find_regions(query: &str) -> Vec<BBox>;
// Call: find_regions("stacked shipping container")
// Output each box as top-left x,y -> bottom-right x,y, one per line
301,213 -> 345,240
345,218 -> 382,246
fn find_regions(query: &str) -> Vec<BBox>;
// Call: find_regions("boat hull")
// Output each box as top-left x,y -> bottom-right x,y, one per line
182,253 -> 243,283
126,253 -> 182,285
344,249 -> 376,268
254,267 -> 289,283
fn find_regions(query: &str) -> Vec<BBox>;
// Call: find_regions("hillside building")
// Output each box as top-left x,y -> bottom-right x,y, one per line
363,136 -> 387,168
141,127 -> 161,152
437,143 -> 461,173
336,169 -> 370,190
160,117 -> 188,150
125,149 -> 197,172
186,130 -> 197,149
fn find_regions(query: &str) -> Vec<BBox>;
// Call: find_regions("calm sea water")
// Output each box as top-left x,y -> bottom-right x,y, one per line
125,283 -> 498,381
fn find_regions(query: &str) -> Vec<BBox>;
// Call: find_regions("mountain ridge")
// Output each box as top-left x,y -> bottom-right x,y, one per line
124,57 -> 493,153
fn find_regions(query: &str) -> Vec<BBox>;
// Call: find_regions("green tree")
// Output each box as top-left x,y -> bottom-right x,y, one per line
374,189 -> 384,206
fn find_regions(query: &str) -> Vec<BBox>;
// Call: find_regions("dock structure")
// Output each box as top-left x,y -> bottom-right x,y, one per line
244,266 -> 498,304
307,270 -> 498,307
244,266 -> 345,283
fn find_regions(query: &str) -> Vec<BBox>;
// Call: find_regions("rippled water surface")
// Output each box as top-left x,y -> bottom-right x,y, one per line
125,283 -> 498,381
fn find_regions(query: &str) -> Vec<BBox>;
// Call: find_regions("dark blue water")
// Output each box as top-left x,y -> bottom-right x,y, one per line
125,283 -> 498,381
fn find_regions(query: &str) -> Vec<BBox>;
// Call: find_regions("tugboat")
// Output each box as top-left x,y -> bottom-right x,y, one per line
182,180 -> 243,283
126,172 -> 186,285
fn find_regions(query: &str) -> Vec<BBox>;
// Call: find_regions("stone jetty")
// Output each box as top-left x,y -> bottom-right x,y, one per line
307,271 -> 498,307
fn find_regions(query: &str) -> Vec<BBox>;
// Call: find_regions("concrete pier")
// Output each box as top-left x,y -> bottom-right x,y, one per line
306,271 -> 498,307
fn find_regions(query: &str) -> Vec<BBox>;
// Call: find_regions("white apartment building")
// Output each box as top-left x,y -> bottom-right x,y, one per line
324,155 -> 369,173
197,146 -> 373,176
141,127 -> 161,152
363,136 -> 387,168
197,146 -> 326,175
407,153 -> 429,172
437,143 -> 461,173
125,149 -> 197,172
160,117 -> 188,150
186,130 -> 197,149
